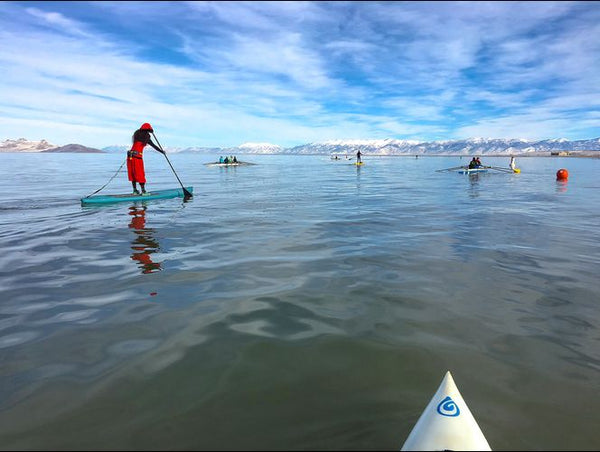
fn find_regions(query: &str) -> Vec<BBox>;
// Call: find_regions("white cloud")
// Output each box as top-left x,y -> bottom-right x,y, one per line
25,7 -> 92,38
0,1 -> 598,148
225,32 -> 333,90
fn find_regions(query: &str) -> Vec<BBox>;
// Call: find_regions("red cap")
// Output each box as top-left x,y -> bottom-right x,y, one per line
140,123 -> 153,132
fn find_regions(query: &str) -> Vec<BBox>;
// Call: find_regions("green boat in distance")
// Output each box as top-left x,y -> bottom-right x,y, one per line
81,187 -> 193,206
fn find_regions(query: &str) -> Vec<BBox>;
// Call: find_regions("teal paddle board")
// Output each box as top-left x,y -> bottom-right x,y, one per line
81,187 -> 193,205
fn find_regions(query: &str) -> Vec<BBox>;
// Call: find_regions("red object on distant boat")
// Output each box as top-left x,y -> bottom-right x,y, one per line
556,168 -> 569,180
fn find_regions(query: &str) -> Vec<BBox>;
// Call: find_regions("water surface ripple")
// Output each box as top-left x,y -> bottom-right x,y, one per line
0,153 -> 599,450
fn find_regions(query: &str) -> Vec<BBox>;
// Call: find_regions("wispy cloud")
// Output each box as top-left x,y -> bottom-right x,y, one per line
25,7 -> 93,38
0,1 -> 598,147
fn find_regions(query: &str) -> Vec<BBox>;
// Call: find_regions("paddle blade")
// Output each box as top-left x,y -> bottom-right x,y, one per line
436,165 -> 466,172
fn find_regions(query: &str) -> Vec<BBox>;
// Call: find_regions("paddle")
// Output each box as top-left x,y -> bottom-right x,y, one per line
483,165 -> 515,173
151,133 -> 193,198
436,165 -> 466,172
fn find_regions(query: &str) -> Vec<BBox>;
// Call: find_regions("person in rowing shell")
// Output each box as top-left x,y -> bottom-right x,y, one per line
127,122 -> 164,194
468,157 -> 481,169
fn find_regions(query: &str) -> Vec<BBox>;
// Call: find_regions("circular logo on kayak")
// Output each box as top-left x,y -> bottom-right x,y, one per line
437,396 -> 460,417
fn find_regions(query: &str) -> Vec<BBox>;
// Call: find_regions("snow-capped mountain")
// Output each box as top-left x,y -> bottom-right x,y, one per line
0,138 -> 55,152
288,139 -> 424,155
283,137 -> 600,156
3,137 -> 599,155
236,142 -> 283,153
1,138 -> 101,153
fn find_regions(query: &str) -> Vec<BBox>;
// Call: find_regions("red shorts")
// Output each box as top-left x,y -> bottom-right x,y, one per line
127,156 -> 146,183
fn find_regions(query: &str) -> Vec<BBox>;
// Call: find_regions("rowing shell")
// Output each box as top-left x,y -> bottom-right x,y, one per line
81,187 -> 193,205
204,162 -> 255,167
457,167 -> 488,174
401,371 -> 491,451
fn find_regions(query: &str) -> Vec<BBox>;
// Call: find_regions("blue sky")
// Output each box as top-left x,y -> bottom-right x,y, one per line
1,1 -> 599,148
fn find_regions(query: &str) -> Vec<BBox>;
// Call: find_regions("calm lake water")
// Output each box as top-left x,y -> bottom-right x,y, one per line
0,152 -> 599,450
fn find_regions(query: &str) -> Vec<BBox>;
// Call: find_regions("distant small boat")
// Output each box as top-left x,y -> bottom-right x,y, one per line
81,187 -> 192,205
204,161 -> 255,167
438,164 -> 519,174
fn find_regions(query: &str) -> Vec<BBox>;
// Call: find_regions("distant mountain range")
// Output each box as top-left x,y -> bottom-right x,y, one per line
0,138 -> 103,153
43,143 -> 104,153
2,137 -> 599,156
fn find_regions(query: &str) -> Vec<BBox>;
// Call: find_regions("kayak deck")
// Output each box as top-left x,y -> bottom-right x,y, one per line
81,187 -> 193,205
401,371 -> 491,451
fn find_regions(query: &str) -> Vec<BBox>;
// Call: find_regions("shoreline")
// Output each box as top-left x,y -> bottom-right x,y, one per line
0,150 -> 598,158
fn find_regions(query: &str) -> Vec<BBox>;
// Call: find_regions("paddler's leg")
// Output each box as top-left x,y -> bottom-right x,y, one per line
132,182 -> 140,194
135,158 -> 146,194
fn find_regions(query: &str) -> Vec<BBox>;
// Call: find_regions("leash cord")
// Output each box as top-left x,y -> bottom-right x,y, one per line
83,159 -> 127,198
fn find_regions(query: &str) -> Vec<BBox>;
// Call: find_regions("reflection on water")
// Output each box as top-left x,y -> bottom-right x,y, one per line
556,180 -> 568,193
467,172 -> 480,197
128,204 -> 161,274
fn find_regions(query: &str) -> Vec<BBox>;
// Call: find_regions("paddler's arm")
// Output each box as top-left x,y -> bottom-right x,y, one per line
148,138 -> 165,154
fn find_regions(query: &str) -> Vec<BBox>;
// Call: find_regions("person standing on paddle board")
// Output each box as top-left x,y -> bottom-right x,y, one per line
509,156 -> 516,170
127,123 -> 164,194
356,150 -> 362,163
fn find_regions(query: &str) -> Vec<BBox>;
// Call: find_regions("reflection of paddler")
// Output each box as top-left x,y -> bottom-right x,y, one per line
128,205 -> 161,274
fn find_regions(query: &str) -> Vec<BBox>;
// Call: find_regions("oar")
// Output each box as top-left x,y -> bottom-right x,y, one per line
483,166 -> 515,173
496,165 -> 520,173
436,165 -> 466,172
152,133 -> 193,198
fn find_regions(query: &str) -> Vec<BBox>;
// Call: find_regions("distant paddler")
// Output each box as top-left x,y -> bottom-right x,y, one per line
509,156 -> 520,173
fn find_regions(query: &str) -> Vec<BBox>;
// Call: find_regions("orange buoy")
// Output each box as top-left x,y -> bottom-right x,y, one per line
556,168 -> 569,180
